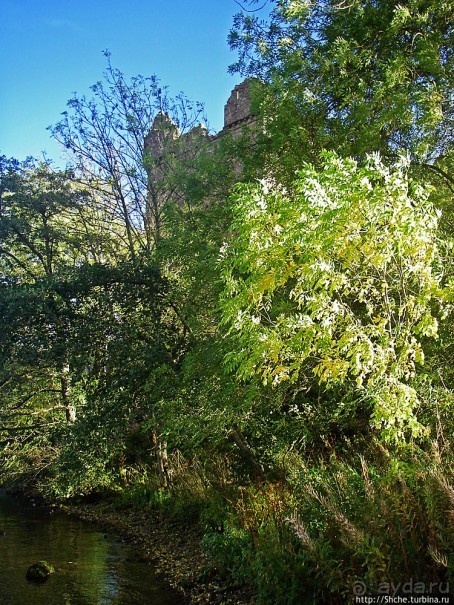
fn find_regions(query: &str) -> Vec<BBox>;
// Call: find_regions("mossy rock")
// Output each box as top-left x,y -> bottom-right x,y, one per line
26,561 -> 55,582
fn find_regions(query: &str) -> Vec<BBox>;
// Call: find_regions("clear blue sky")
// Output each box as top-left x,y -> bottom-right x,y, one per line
0,0 -> 255,164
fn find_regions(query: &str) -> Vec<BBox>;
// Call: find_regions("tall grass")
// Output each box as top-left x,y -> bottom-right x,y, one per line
203,442 -> 453,604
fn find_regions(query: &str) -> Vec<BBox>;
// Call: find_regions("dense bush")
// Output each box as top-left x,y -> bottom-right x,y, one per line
203,442 -> 453,604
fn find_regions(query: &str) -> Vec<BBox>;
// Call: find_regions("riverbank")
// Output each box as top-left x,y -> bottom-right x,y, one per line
60,499 -> 253,605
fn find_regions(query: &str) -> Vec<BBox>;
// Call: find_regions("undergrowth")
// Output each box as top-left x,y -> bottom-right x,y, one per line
86,436 -> 453,604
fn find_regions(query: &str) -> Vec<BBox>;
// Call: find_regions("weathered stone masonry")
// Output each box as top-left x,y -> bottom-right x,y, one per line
143,79 -> 256,210
218,79 -> 256,138
144,79 -> 255,159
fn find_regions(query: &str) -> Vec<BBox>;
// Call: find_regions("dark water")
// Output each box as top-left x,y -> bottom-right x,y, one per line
0,490 -> 183,605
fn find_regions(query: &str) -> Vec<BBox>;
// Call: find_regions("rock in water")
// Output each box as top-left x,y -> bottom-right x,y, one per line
26,561 -> 55,582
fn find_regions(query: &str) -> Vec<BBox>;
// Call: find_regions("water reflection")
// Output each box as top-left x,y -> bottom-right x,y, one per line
0,490 -> 182,605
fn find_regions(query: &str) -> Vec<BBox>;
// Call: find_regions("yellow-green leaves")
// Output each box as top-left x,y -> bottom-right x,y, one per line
219,153 -> 445,440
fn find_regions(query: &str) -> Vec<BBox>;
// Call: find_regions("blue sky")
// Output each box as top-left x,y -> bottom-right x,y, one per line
0,0 -> 258,164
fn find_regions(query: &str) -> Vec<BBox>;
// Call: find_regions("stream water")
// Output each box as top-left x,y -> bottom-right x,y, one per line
0,490 -> 183,605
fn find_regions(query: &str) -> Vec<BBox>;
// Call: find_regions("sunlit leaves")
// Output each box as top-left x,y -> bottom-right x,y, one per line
229,0 -> 453,181
219,153 -> 446,439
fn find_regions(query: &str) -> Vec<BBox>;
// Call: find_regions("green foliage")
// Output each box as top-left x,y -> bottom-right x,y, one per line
229,0 -> 453,181
0,158 -> 178,497
220,152 -> 447,440
203,524 -> 253,584
1,12 -> 452,605
285,449 -> 453,601
205,444 -> 453,604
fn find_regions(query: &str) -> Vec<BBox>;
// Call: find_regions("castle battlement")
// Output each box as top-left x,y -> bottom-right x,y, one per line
143,80 -> 256,207
223,79 -> 255,130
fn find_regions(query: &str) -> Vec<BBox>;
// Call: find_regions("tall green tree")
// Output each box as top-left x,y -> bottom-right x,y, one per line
219,153 -> 447,440
0,158 -> 174,491
229,0 -> 453,184
0,158 -> 96,428
50,53 -> 207,254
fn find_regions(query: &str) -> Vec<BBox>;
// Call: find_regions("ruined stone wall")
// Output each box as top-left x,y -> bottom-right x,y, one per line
144,78 -> 255,158
223,80 -> 256,133
143,80 -> 256,208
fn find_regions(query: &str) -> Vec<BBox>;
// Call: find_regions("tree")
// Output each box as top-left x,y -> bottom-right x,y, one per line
0,158 -> 172,489
229,0 -> 453,184
0,158 -> 95,429
50,52 -> 207,255
219,152 -> 447,440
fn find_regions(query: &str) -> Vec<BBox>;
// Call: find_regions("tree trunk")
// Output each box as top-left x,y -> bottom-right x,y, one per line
151,431 -> 169,487
61,364 -> 76,423
229,424 -> 263,477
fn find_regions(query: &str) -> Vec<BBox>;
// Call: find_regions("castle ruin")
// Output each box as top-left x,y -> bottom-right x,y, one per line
143,79 -> 256,216
217,79 -> 256,138
144,79 -> 256,159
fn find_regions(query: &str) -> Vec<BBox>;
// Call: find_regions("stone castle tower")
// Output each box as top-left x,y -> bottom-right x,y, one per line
219,79 -> 256,137
143,80 -> 256,213
144,78 -> 256,157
